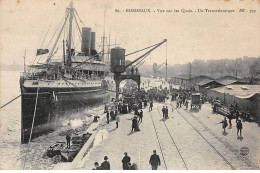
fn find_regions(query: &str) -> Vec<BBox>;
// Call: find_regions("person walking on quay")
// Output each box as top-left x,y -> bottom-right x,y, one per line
235,110 -> 240,123
138,110 -> 143,123
162,106 -> 166,119
101,156 -> 110,170
176,96 -> 180,108
228,114 -> 232,127
165,106 -> 169,119
131,116 -> 140,132
149,150 -> 161,170
122,152 -> 131,170
236,119 -> 243,138
144,98 -> 147,108
106,111 -> 110,124
185,98 -> 189,110
149,101 -> 153,111
134,108 -> 139,117
115,115 -> 120,128
66,133 -> 71,149
219,117 -> 228,133
92,162 -> 102,170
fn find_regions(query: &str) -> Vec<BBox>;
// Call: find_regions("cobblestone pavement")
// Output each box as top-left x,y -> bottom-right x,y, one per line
81,100 -> 260,170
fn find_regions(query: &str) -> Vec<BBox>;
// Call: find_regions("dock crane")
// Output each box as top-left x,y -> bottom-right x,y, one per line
110,39 -> 167,101
153,62 -> 166,79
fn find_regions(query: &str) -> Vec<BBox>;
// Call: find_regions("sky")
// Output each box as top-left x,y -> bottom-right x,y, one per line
0,0 -> 259,67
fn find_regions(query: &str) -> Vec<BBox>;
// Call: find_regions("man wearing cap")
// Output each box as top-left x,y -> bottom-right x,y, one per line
101,156 -> 110,170
92,162 -> 102,170
122,152 -> 131,170
149,150 -> 161,170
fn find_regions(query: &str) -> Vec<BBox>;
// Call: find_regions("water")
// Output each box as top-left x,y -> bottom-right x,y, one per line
0,71 -> 106,170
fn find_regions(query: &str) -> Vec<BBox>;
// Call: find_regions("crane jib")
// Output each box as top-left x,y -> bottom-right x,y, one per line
125,39 -> 167,69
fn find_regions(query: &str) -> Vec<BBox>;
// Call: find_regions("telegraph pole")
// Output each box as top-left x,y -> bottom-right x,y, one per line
189,62 -> 191,87
23,49 -> 26,73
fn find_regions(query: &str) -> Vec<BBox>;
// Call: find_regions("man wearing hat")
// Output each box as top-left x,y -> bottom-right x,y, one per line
92,162 -> 102,170
122,152 -> 131,170
149,150 -> 161,170
101,156 -> 110,170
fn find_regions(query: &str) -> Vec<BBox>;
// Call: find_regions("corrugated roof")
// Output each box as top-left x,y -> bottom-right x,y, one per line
211,85 -> 260,98
215,75 -> 241,82
219,79 -> 239,86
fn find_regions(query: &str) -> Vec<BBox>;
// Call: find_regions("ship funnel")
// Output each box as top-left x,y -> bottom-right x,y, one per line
91,32 -> 96,54
81,27 -> 91,56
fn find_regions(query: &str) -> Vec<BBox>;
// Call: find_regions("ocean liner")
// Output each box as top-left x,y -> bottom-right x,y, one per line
20,2 -> 114,143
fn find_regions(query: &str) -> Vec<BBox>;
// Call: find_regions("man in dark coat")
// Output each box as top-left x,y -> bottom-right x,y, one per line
131,117 -> 137,132
101,156 -> 110,170
144,99 -> 147,108
122,152 -> 131,170
162,106 -> 166,119
236,120 -> 243,138
66,133 -> 71,149
106,112 -> 110,124
149,101 -> 153,111
165,106 -> 169,119
138,110 -> 143,123
149,150 -> 161,170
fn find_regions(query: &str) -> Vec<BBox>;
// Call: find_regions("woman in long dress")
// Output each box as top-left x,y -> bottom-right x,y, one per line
134,116 -> 140,131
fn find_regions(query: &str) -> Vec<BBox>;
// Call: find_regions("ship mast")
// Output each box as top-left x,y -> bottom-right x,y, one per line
67,1 -> 74,67
102,6 -> 106,62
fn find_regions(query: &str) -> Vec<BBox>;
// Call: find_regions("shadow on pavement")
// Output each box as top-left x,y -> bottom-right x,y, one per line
127,131 -> 134,136
109,127 -> 117,132
222,131 -> 228,136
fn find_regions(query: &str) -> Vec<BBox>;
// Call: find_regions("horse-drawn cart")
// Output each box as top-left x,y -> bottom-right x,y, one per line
190,93 -> 201,109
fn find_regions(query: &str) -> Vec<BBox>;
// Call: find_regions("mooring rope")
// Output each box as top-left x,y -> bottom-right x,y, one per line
0,95 -> 21,109
23,87 -> 40,170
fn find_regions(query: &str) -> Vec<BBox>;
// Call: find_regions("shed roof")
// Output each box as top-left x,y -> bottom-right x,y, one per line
219,79 -> 239,86
197,79 -> 215,86
215,75 -> 241,82
210,85 -> 260,99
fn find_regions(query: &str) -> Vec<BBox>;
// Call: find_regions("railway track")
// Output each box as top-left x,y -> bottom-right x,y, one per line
148,106 -> 188,170
171,102 -> 259,170
148,102 -> 236,170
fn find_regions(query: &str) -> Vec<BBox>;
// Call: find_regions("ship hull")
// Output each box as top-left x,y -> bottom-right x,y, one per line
21,88 -> 113,143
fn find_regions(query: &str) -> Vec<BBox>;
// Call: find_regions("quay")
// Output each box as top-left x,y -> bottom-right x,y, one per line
54,96 -> 260,170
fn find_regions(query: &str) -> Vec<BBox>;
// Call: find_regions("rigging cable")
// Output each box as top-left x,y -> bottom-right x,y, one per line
75,9 -> 85,26
30,7 -> 56,68
125,42 -> 159,57
40,7 -> 59,48
73,13 -> 82,39
37,14 -> 67,64
23,86 -> 40,170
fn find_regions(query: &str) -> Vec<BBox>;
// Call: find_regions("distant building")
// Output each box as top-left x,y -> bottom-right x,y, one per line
190,75 -> 214,87
195,79 -> 223,94
171,74 -> 213,89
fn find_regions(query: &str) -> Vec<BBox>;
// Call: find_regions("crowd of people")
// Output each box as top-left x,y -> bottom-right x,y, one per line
81,82 -> 252,169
